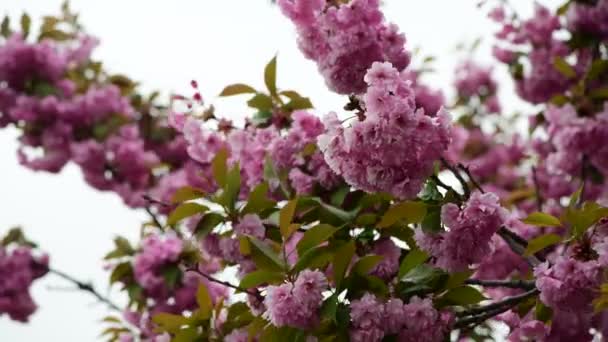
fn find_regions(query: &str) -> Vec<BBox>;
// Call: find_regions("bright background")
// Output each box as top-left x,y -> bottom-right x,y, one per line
1,1 -> 559,340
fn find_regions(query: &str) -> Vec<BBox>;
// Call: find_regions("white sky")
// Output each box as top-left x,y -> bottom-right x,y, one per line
1,1 -> 560,340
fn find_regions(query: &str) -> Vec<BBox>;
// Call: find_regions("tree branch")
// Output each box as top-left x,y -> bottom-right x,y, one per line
465,278 -> 535,290
455,288 -> 540,329
531,167 -> 544,212
458,163 -> 485,194
441,158 -> 471,199
48,267 -> 120,311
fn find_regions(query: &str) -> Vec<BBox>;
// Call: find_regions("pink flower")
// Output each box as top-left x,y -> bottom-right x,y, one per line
416,191 -> 508,272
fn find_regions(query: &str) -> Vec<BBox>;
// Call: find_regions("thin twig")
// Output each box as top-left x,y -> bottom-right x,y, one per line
48,267 -> 120,311
145,206 -> 163,229
441,158 -> 471,199
455,289 -> 540,328
187,268 -> 263,301
430,175 -> 464,202
465,278 -> 535,290
531,167 -> 544,212
497,227 -> 543,266
458,163 -> 485,194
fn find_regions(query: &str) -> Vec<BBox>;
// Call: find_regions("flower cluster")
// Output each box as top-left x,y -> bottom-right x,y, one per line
0,245 -> 48,322
264,270 -> 327,329
278,0 -> 410,94
349,293 -> 453,342
319,62 -> 451,199
416,192 -> 508,272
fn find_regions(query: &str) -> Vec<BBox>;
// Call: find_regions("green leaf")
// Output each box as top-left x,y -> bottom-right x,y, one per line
292,245 -> 333,273
219,83 -> 257,96
171,186 -> 204,204
332,241 -> 355,290
152,313 -> 189,333
421,206 -> 442,233
109,262 -> 132,284
535,300 -> 553,322
441,286 -> 487,305
590,87 -> 608,100
242,182 -> 275,214
212,148 -> 229,188
196,283 -> 212,319
444,270 -> 475,289
114,236 -> 135,255
320,293 -> 339,323
297,224 -> 339,255
264,56 -> 277,96
1,16 -> 11,38
249,237 -> 286,272
251,110 -> 273,126
167,202 -> 208,226
398,248 -> 428,278
162,265 -> 181,290
247,93 -> 273,111
283,97 -> 313,111
524,233 -> 562,256
377,201 -> 426,228
563,201 -> 608,238
20,13 -> 31,39
586,59 -> 608,81
521,212 -> 562,227
352,255 -> 383,275
330,186 -> 350,207
218,163 -> 241,211
194,212 -> 224,238
172,328 -> 199,342
553,57 -> 576,79
279,199 -> 298,238
239,270 -> 284,289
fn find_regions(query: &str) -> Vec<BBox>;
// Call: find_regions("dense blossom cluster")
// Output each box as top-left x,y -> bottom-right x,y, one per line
278,0 -> 410,94
3,0 -> 608,341
416,192 -> 508,272
0,244 -> 48,322
349,293 -> 453,342
319,62 -> 451,199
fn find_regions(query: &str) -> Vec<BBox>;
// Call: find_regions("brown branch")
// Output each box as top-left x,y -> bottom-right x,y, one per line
531,167 -> 544,212
458,163 -> 485,194
441,158 -> 471,199
455,289 -> 540,329
465,278 -> 535,290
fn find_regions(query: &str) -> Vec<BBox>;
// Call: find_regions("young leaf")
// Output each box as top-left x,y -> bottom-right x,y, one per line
219,163 -> 241,211
219,83 -> 257,96
247,93 -> 273,111
521,212 -> 561,227
152,313 -> 189,333
352,255 -> 384,275
167,203 -> 208,226
196,283 -> 212,319
212,148 -> 229,188
332,241 -> 355,290
279,199 -> 298,238
171,186 -> 204,204
1,16 -> 10,38
441,286 -> 487,305
264,56 -> 278,96
194,212 -> 224,238
524,233 -> 562,256
296,224 -> 339,255
249,237 -> 286,272
239,270 -> 284,289
242,182 -> 275,214
292,245 -> 333,272
377,201 -> 426,228
398,248 -> 429,278
20,13 -> 31,39
553,57 -> 576,79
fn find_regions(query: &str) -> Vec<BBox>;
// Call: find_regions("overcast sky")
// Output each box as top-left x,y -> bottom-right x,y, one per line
1,1 -> 560,340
